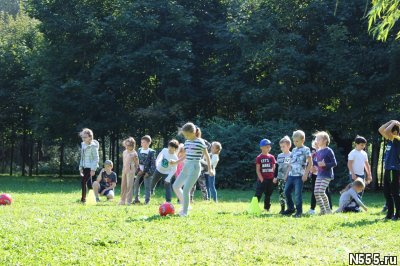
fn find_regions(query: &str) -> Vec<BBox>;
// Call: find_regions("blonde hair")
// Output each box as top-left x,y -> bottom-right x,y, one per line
104,160 -> 113,167
279,136 -> 292,146
314,131 -> 331,146
123,137 -> 136,149
353,178 -> 365,190
79,128 -> 94,140
180,122 -> 197,134
212,141 -> 222,154
292,130 -> 305,140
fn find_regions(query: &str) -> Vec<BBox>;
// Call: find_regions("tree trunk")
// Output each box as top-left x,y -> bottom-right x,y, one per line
9,139 -> 14,176
111,134 -> 115,164
116,134 -> 120,176
109,135 -> 112,160
102,135 -> 106,164
21,130 -> 27,176
36,140 -> 41,176
29,135 -> 34,176
371,140 -> 381,190
59,141 -> 64,177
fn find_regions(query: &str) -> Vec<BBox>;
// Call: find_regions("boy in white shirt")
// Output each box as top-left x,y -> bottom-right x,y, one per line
150,140 -> 179,203
347,135 -> 372,184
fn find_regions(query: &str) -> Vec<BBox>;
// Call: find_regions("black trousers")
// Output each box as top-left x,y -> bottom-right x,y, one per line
384,169 -> 400,217
255,179 -> 274,210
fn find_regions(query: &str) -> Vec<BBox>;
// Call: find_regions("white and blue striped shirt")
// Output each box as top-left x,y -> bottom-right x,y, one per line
184,138 -> 207,161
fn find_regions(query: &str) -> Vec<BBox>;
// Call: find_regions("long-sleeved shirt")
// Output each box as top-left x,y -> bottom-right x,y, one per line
156,148 -> 178,182
138,148 -> 156,175
314,147 -> 337,179
336,187 -> 366,212
79,140 -> 99,171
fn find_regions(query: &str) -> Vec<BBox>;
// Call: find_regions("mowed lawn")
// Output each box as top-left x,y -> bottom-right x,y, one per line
0,175 -> 399,266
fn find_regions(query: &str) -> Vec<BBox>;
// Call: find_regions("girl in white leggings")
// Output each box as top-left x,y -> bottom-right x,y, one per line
171,122 -> 213,216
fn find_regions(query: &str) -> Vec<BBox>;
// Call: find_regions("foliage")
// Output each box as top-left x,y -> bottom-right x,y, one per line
368,0 -> 400,41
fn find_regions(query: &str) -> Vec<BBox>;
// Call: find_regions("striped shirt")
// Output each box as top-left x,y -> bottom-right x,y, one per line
184,138 -> 207,161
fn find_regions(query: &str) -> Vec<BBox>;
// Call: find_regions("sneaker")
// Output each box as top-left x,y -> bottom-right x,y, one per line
392,214 -> 399,221
188,205 -> 193,210
264,209 -> 270,212
293,213 -> 302,218
118,201 -> 126,205
384,214 -> 393,220
279,209 -> 285,214
382,205 -> 388,213
281,209 -> 296,215
179,210 -> 187,217
308,209 -> 315,215
96,198 -> 100,203
133,199 -> 141,204
144,201 -> 149,205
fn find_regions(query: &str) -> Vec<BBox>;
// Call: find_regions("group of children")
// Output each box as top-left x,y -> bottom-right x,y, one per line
78,119 -> 400,219
254,130 -> 373,218
78,123 -> 222,216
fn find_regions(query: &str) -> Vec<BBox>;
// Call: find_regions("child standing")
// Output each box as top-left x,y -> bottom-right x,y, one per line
273,136 -> 291,214
348,135 -> 372,184
119,137 -> 139,205
378,120 -> 400,220
93,160 -> 117,202
78,128 -> 99,204
309,140 -> 332,215
150,139 -> 179,203
204,141 -> 222,202
313,131 -> 337,215
133,135 -> 156,204
171,123 -> 213,216
255,139 -> 276,211
282,130 -> 312,218
335,178 -> 368,213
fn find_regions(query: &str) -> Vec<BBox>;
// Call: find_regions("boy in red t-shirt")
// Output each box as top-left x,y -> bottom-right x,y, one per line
255,139 -> 276,211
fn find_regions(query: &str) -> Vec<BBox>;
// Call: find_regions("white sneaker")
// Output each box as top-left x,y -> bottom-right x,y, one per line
188,205 -> 193,210
308,209 -> 315,215
179,210 -> 187,217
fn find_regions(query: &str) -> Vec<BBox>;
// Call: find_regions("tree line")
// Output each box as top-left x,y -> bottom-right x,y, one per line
0,0 -> 399,190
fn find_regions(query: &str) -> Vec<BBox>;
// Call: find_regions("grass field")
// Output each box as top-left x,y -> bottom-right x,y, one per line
0,175 -> 399,265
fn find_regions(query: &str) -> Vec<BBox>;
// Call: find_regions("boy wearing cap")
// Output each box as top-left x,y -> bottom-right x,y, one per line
93,160 -> 117,202
282,130 -> 312,218
255,139 -> 276,211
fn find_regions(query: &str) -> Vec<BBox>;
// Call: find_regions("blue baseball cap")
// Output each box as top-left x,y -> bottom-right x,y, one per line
259,139 -> 272,147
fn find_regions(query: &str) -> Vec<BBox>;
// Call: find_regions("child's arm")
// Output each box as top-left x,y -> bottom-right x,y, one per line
101,182 -> 116,194
90,146 -> 99,177
272,163 -> 277,184
256,164 -> 263,182
350,189 -> 367,211
155,150 -> 163,168
165,164 -> 178,183
302,156 -> 313,182
170,149 -> 186,165
203,149 -> 214,176
364,160 -> 372,184
133,153 -> 139,172
379,120 -> 399,140
347,160 -> 356,181
96,169 -> 104,182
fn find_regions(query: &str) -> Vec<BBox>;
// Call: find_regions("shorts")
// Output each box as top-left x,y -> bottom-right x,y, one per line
99,187 -> 114,197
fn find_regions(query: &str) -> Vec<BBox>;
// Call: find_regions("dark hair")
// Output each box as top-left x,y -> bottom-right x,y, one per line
354,135 -> 367,144
141,135 -> 152,143
392,125 -> 400,134
168,139 -> 179,149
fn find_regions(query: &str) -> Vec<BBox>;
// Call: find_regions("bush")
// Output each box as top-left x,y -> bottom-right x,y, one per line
202,117 -> 348,191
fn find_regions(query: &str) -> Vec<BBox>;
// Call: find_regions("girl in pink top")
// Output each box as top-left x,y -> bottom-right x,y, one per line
119,137 -> 139,205
175,144 -> 185,179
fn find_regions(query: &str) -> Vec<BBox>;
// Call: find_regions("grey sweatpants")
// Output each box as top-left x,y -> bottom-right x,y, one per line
133,174 -> 152,203
173,160 -> 201,215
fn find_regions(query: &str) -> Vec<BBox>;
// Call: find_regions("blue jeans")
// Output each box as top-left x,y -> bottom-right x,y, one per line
284,176 -> 303,214
205,174 -> 217,202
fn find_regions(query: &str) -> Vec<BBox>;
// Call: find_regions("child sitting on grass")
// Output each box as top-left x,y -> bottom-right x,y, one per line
335,178 -> 367,213
93,160 -> 117,202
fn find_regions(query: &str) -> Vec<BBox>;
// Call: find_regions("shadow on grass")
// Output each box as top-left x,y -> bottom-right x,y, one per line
339,218 -> 383,227
125,214 -> 172,223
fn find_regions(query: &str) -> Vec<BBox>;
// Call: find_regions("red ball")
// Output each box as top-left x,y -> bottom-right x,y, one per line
0,193 -> 12,205
159,202 -> 175,216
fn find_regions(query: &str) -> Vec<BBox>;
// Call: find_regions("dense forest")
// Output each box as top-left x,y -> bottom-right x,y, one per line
1,0 -> 399,190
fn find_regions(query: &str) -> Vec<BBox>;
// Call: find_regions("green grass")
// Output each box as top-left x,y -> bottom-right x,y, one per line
0,176 -> 399,265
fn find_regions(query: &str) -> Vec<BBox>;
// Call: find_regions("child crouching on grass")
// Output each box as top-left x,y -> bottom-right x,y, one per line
93,160 -> 117,202
335,178 -> 368,213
